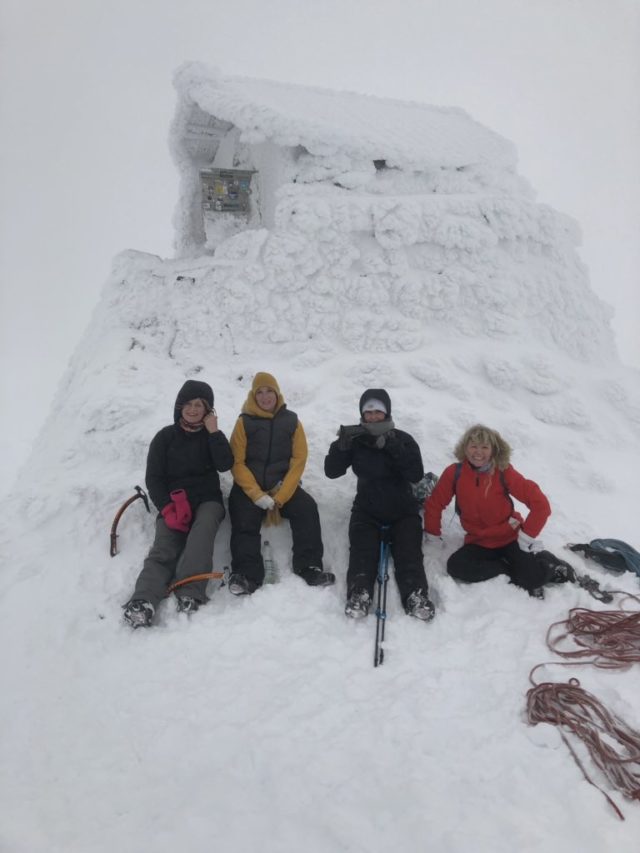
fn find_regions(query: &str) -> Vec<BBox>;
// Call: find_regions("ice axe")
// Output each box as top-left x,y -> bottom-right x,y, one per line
110,485 -> 151,557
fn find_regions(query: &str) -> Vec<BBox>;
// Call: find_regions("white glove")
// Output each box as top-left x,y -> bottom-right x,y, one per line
254,495 -> 276,511
518,531 -> 544,553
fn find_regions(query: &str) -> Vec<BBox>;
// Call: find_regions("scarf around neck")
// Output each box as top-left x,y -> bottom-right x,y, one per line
361,418 -> 395,437
179,417 -> 204,433
469,461 -> 494,473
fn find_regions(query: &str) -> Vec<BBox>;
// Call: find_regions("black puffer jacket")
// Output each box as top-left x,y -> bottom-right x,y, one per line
241,408 -> 299,491
324,389 -> 424,522
145,381 -> 233,512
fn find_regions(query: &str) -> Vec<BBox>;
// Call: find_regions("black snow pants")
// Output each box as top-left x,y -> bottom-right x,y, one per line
347,506 -> 428,606
447,541 -> 553,592
229,484 -> 324,585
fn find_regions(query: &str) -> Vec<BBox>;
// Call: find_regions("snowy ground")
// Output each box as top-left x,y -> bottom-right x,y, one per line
0,257 -> 638,851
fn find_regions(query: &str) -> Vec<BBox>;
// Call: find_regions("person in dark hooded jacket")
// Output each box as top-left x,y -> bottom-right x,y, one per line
122,379 -> 233,628
324,389 -> 435,620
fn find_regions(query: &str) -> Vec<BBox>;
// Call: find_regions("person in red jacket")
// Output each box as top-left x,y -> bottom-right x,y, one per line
424,424 -> 564,595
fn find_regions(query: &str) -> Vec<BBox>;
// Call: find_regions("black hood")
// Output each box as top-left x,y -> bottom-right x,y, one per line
358,388 -> 392,419
174,380 -> 214,422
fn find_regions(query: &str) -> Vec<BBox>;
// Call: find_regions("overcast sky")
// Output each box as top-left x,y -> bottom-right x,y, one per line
1,0 -> 639,490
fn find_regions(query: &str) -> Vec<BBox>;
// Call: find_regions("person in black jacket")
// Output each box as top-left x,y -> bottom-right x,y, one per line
324,389 -> 435,620
123,379 -> 233,628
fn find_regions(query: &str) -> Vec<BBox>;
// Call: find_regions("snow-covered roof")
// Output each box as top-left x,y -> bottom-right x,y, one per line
172,62 -> 517,171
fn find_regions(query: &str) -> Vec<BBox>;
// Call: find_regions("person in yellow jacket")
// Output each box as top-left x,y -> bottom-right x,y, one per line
228,372 -> 334,594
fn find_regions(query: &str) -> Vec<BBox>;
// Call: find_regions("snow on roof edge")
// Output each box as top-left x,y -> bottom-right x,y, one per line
172,61 -> 518,172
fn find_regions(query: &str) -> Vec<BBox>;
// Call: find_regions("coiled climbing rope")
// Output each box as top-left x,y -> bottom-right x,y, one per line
527,594 -> 640,819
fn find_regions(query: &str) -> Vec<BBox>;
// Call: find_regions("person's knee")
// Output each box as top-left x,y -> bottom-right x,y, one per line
282,488 -> 317,518
447,563 -> 464,580
447,553 -> 470,581
193,501 -> 224,525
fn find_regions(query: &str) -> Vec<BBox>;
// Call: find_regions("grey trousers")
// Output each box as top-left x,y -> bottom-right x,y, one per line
131,501 -> 225,607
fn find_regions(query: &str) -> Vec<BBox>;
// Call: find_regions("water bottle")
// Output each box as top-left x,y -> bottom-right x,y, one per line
263,540 -> 278,584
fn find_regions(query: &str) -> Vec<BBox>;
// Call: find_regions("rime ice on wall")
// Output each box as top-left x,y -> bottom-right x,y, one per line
169,64 -> 614,363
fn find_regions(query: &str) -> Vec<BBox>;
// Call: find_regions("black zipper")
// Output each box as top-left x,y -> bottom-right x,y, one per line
263,416 -> 275,485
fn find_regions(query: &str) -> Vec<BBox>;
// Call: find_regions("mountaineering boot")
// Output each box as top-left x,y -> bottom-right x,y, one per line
549,559 -> 577,584
228,573 -> 258,596
176,596 -> 200,613
404,589 -> 436,621
537,551 -> 612,602
345,588 -> 371,619
123,600 -> 155,628
535,550 -> 578,585
294,566 -> 336,587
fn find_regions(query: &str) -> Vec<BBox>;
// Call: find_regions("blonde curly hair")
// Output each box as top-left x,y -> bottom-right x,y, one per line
454,424 -> 512,471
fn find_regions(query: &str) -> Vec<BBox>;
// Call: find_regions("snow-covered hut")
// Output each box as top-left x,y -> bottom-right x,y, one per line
171,62 -> 518,250
170,63 -> 613,363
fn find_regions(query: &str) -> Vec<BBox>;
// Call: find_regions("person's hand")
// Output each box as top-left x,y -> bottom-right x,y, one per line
204,411 -> 218,433
170,489 -> 192,529
161,492 -> 191,533
518,531 -> 544,553
161,503 -> 178,529
254,494 -> 276,510
337,424 -> 367,451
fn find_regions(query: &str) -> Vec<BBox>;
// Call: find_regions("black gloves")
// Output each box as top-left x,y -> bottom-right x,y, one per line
337,424 -> 368,451
337,425 -> 402,451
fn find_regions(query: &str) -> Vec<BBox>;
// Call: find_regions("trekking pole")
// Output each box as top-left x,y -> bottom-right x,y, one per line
374,525 -> 391,668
